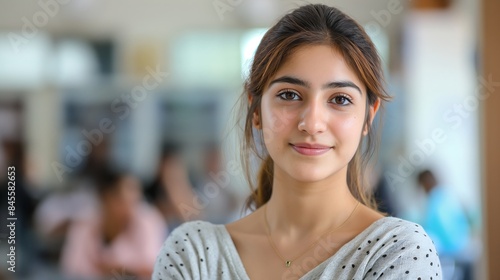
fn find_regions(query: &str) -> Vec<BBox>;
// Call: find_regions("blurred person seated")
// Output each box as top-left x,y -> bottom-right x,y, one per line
60,170 -> 166,279
144,143 -> 198,231
34,181 -> 98,249
35,137 -> 113,238
417,170 -> 473,280
34,139 -> 113,264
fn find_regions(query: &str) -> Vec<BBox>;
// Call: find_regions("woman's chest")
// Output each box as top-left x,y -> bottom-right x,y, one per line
230,231 -> 348,280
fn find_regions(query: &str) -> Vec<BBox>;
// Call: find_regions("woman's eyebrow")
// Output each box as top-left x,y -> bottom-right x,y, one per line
323,81 -> 362,95
269,76 -> 309,88
269,75 -> 362,95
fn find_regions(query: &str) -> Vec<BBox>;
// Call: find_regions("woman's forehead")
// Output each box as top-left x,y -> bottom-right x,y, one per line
267,45 -> 366,93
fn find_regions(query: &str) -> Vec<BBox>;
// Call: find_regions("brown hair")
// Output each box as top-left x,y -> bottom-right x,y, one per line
240,4 -> 391,210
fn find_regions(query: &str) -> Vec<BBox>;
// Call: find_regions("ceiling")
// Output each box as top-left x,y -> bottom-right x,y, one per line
0,0 -> 414,38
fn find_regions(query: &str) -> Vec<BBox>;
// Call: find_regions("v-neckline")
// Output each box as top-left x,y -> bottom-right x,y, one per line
219,216 -> 391,280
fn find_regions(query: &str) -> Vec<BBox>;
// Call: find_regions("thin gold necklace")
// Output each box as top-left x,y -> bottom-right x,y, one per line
263,201 -> 360,268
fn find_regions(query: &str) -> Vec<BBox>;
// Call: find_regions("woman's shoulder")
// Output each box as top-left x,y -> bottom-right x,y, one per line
360,216 -> 438,252
371,217 -> 435,243
370,216 -> 420,230
162,220 -> 228,252
169,220 -> 220,236
313,217 -> 442,279
356,217 -> 442,279
153,220 -> 233,279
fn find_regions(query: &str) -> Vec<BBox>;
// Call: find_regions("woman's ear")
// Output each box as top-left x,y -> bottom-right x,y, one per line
252,110 -> 261,129
249,94 -> 261,129
363,98 -> 380,135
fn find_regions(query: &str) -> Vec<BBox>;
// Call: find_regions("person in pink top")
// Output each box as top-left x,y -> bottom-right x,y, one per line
61,171 -> 166,279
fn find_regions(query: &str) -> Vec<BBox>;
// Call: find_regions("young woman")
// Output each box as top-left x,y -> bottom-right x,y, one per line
153,4 -> 442,279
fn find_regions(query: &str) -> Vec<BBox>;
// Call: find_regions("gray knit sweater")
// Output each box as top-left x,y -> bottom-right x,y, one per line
153,217 -> 442,279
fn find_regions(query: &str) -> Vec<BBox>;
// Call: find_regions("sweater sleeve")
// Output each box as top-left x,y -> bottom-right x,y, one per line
363,223 -> 442,280
153,221 -> 230,280
153,222 -> 202,280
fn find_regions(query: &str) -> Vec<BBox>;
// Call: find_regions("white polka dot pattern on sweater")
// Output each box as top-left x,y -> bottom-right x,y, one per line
153,217 -> 442,279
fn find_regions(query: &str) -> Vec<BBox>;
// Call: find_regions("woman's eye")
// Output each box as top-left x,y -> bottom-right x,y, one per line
278,90 -> 301,100
331,95 -> 352,105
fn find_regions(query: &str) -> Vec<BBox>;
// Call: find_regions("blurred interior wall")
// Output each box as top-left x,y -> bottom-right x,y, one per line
481,0 -> 500,278
403,6 -> 479,215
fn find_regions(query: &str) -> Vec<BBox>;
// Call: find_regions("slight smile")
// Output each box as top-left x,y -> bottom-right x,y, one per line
290,143 -> 333,156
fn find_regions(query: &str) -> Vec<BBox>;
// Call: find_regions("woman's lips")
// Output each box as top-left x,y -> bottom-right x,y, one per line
290,143 -> 332,156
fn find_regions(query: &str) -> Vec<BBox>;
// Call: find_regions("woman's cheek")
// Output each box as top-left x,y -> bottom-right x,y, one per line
261,108 -> 282,146
263,105 -> 296,135
275,105 -> 297,128
334,115 -> 365,146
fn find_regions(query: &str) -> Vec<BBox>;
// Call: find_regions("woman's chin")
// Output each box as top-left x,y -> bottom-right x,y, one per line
285,168 -> 336,184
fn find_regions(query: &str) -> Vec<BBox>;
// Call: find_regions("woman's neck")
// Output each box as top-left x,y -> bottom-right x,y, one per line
264,166 -> 358,239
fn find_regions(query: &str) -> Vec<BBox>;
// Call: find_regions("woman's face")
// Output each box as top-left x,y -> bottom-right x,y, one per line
257,44 -> 377,184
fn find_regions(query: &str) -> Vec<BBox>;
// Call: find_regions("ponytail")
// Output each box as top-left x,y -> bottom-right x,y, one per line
347,148 -> 377,209
245,155 -> 273,210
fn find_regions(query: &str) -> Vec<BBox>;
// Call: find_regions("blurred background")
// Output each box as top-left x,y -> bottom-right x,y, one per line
0,0 -> 498,279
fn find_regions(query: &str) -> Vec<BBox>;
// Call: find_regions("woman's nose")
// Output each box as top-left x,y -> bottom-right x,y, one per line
297,100 -> 327,135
